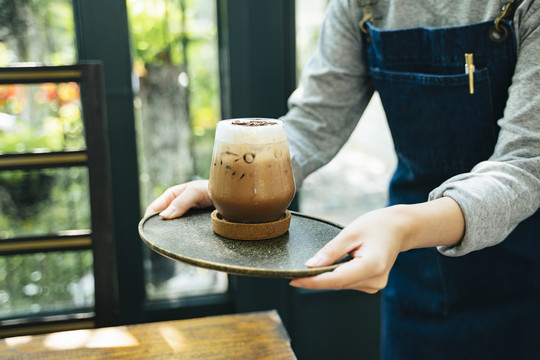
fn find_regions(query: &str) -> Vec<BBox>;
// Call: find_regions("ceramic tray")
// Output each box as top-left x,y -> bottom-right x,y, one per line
138,209 -> 351,278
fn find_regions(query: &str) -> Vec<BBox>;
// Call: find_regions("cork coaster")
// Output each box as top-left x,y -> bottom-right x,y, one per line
211,210 -> 291,240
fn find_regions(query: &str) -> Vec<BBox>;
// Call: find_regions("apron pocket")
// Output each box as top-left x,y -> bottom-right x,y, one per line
370,67 -> 498,171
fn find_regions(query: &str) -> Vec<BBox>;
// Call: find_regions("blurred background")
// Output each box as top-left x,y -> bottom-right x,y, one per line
0,0 -> 394,358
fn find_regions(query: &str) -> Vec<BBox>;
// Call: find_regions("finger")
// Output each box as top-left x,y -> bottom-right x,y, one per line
159,185 -> 209,219
144,185 -> 185,216
290,257 -> 373,290
305,228 -> 360,268
290,277 -> 379,294
144,184 -> 187,217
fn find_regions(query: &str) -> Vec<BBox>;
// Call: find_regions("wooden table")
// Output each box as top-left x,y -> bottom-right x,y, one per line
0,311 -> 296,359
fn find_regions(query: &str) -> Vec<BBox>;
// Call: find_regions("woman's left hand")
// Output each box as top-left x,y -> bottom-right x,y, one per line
289,206 -> 407,293
289,197 -> 465,293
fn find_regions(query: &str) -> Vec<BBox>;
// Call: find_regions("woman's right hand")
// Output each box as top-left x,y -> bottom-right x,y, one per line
144,179 -> 213,219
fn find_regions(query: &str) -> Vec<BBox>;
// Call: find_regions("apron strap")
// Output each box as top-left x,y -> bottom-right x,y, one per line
490,0 -> 520,42
359,1 -> 521,44
358,0 -> 381,42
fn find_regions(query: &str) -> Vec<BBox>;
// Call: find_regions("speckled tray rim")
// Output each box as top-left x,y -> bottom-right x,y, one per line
139,210 -> 350,278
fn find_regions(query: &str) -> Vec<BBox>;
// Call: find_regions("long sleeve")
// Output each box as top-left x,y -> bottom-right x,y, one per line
432,0 -> 540,256
282,0 -> 374,188
284,0 -> 540,256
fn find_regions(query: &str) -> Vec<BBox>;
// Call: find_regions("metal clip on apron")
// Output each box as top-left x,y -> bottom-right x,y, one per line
360,2 -> 540,359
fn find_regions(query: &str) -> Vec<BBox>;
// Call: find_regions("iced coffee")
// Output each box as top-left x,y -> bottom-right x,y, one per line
208,118 -> 295,223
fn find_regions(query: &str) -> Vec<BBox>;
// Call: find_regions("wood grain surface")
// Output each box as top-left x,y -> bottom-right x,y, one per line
0,311 -> 296,359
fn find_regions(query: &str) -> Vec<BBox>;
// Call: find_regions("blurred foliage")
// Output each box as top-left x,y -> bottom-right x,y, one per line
0,82 -> 91,317
128,0 -> 220,152
0,0 -> 76,66
0,81 -> 88,237
127,0 -> 225,298
0,0 -> 91,319
128,0 -> 220,209
0,167 -> 91,239
0,251 -> 93,317
0,83 -> 85,154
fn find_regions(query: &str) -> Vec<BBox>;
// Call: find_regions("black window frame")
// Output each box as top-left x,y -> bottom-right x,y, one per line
0,63 -> 117,337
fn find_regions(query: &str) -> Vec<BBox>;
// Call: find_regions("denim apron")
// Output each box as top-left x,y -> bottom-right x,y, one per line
361,17 -> 540,359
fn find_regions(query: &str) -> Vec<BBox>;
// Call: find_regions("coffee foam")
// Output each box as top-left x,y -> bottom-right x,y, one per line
215,118 -> 287,145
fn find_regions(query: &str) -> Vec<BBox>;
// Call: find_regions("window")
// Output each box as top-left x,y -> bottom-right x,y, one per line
0,63 -> 115,337
1,0 -> 231,332
127,0 -> 227,301
0,2 -> 103,335
0,83 -> 90,317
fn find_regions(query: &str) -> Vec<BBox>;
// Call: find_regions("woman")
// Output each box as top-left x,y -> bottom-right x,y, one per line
147,0 -> 540,358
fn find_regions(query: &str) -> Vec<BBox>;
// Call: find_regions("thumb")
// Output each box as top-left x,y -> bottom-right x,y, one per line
145,184 -> 187,217
159,182 -> 211,219
305,229 -> 358,268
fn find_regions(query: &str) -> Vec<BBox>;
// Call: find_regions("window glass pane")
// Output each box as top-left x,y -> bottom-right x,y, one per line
145,257 -> 227,300
0,251 -> 94,319
295,0 -> 397,226
0,167 -> 90,239
0,0 -> 76,66
127,0 -> 227,301
0,83 -> 86,154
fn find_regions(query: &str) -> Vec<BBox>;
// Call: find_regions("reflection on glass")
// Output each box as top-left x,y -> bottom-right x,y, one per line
144,253 -> 228,301
0,167 -> 90,240
127,0 -> 226,300
0,83 -> 86,155
0,251 -> 94,319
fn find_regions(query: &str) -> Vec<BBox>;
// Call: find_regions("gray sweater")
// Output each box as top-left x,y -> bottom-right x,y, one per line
282,0 -> 540,256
